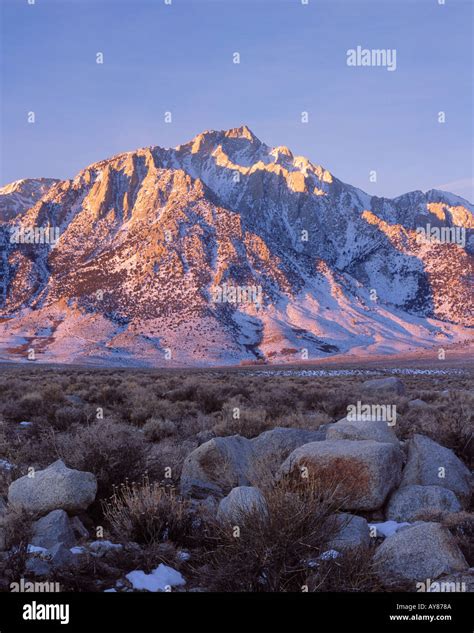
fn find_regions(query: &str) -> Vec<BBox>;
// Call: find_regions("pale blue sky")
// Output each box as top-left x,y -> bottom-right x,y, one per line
1,0 -> 473,201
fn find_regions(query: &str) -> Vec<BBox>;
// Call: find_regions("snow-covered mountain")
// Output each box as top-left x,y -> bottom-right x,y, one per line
0,126 -> 472,366
0,178 -> 60,222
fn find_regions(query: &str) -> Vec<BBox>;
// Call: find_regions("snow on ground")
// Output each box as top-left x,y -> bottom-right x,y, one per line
250,368 -> 466,378
307,549 -> 342,568
27,545 -> 48,555
318,549 -> 341,560
369,521 -> 411,538
125,564 -> 186,592
89,540 -> 123,555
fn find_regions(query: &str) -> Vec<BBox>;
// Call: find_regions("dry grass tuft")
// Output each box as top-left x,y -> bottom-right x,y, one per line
143,417 -> 177,442
102,475 -> 193,547
308,547 -> 384,592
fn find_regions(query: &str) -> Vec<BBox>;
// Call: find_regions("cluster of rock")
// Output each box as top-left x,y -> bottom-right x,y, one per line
1,460 -> 186,592
180,378 -> 473,588
0,377 -> 472,591
1,460 -> 98,575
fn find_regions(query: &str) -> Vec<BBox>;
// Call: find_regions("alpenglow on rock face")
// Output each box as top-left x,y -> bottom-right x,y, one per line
0,126 -> 472,366
8,460 -> 97,515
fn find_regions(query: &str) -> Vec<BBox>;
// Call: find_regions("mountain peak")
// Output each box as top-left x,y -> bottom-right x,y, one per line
223,125 -> 258,142
270,145 -> 294,161
425,188 -> 473,209
180,125 -> 260,156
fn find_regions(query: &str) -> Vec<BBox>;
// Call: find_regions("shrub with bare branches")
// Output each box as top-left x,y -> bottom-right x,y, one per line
102,476 -> 193,547
198,475 -> 349,592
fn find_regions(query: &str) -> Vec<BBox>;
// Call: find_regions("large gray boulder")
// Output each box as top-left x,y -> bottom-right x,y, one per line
327,417 -> 399,445
250,427 -> 325,472
217,486 -> 268,523
31,509 -> 76,549
386,485 -> 462,522
181,427 -> 325,498
374,522 -> 468,583
326,513 -> 371,551
280,440 -> 404,511
400,435 -> 471,506
8,460 -> 97,516
361,377 -> 406,396
180,436 -> 254,498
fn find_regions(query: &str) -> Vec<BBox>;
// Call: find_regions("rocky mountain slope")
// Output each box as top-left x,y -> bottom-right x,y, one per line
0,178 -> 60,222
0,126 -> 472,366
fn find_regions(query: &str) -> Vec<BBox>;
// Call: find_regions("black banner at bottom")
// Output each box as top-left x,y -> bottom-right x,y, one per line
0,592 -> 471,633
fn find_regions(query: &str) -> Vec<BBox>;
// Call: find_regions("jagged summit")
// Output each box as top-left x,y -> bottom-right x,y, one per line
176,125 -> 261,153
223,124 -> 259,142
270,146 -> 293,160
0,127 -> 472,366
